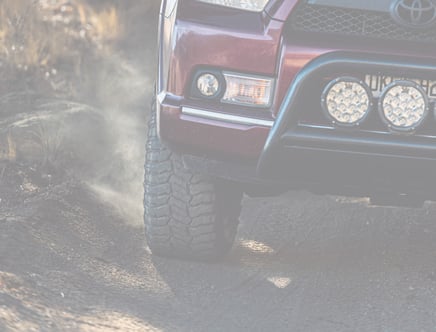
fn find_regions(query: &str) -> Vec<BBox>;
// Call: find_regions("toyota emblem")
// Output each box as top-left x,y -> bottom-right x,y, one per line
391,0 -> 436,29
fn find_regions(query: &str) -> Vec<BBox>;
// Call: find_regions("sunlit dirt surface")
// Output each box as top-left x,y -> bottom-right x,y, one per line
3,180 -> 436,331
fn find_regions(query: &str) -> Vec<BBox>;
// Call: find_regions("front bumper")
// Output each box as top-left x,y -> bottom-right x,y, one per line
158,93 -> 271,159
256,52 -> 436,199
171,52 -> 436,200
157,2 -> 436,199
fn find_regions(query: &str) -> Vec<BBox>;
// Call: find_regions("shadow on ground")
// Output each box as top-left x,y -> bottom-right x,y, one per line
3,183 -> 436,331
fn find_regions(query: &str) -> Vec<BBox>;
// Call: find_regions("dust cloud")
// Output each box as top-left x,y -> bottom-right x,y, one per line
80,1 -> 159,226
85,54 -> 154,226
52,8 -> 158,226
0,0 -> 160,226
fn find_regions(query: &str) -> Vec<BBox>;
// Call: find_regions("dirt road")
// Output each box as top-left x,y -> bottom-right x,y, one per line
2,2 -> 436,331
2,177 -> 436,331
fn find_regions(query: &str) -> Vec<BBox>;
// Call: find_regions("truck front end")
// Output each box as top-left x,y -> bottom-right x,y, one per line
146,0 -> 436,260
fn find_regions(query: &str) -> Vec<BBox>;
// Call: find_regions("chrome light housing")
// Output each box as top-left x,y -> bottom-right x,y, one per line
196,0 -> 270,12
379,80 -> 429,132
321,77 -> 373,126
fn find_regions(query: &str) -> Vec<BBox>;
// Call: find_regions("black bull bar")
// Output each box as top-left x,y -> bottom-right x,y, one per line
257,52 -> 436,199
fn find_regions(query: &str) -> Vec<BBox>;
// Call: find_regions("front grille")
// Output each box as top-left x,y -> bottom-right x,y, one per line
289,2 -> 436,44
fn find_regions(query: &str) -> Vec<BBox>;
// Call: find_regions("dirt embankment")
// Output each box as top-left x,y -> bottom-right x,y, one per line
1,2 -> 160,329
0,0 -> 160,224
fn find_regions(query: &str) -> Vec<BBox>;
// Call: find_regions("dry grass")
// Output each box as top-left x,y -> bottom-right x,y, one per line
78,4 -> 121,43
0,0 -> 123,84
0,1 -> 59,69
0,0 -> 127,165
0,129 -> 16,162
0,0 -> 160,182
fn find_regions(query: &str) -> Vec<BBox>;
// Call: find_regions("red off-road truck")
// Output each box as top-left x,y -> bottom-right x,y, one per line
145,0 -> 436,260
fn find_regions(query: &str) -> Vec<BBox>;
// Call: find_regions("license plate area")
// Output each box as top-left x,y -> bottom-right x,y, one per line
365,74 -> 436,100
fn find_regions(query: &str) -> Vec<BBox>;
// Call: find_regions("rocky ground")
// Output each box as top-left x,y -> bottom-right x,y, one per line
2,1 -> 436,331
3,175 -> 436,331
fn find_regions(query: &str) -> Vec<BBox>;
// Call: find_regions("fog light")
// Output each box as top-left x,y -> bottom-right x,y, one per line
379,80 -> 428,131
322,77 -> 372,126
197,73 -> 220,97
222,72 -> 273,107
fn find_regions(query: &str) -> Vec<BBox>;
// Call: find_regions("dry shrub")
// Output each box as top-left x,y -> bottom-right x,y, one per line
0,0 -> 127,169
0,0 -> 159,192
4,100 -> 107,172
0,0 -> 123,98
0,1 -> 62,69
77,4 -> 121,43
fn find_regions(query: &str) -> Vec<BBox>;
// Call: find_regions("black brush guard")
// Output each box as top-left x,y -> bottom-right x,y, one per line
257,52 -> 436,202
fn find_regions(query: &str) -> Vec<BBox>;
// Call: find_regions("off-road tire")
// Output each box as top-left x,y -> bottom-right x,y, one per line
144,100 -> 242,260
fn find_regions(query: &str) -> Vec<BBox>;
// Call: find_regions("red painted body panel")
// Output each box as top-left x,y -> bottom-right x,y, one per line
157,0 -> 436,162
168,13 -> 282,95
160,105 -> 270,159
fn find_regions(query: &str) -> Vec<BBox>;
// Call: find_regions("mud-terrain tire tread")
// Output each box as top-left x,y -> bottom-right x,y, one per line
144,99 -> 242,260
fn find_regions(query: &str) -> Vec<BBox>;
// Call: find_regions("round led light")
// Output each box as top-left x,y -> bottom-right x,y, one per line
322,77 -> 372,126
379,80 -> 428,131
197,73 -> 220,97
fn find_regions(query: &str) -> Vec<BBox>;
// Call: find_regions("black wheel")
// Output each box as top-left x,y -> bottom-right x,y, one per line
144,100 -> 242,260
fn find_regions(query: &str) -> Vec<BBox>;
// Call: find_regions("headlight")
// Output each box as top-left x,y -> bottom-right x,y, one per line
321,77 -> 372,126
379,80 -> 429,131
197,0 -> 270,12
222,72 -> 274,107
